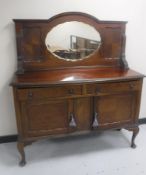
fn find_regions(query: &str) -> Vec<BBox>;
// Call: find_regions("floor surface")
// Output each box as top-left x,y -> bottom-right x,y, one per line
0,125 -> 146,175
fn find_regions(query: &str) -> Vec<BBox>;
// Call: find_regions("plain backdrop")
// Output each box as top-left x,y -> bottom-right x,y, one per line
0,0 -> 146,136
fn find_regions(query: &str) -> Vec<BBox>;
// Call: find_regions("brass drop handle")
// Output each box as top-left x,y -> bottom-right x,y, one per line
28,91 -> 33,99
92,112 -> 99,128
68,89 -> 74,95
69,113 -> 77,128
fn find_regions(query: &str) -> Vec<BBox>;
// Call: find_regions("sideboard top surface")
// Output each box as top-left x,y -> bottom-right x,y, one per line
11,68 -> 144,87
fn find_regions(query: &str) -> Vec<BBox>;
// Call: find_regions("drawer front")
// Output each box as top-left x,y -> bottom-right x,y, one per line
86,80 -> 141,95
17,85 -> 82,100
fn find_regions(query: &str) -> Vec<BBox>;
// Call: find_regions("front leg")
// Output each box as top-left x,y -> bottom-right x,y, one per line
125,126 -> 139,148
17,142 -> 26,166
131,127 -> 139,148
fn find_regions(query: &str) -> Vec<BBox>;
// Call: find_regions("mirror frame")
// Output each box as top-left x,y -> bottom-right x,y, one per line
45,20 -> 102,61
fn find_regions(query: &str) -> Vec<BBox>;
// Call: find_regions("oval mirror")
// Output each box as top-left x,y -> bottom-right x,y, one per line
45,21 -> 101,61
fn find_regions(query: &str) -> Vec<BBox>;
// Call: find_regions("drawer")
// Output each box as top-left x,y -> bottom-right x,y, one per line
86,80 -> 142,95
17,85 -> 82,100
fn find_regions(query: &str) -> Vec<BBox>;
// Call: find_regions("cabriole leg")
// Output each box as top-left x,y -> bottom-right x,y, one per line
125,126 -> 139,148
131,127 -> 139,148
17,142 -> 26,166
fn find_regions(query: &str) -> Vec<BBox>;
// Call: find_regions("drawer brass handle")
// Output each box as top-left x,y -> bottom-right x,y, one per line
28,92 -> 33,99
95,87 -> 101,93
92,112 -> 98,128
68,89 -> 74,95
129,83 -> 135,89
69,113 -> 77,128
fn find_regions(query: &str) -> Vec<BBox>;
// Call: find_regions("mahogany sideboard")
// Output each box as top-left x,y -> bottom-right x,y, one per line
11,12 -> 144,166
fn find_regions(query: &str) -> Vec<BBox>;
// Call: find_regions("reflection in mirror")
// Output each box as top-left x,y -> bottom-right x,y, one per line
45,21 -> 101,61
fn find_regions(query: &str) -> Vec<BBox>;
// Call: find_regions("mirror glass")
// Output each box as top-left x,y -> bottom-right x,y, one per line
45,21 -> 101,61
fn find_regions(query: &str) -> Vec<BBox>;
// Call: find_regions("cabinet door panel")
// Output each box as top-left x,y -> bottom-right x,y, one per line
74,97 -> 93,130
96,92 -> 135,127
21,99 -> 69,137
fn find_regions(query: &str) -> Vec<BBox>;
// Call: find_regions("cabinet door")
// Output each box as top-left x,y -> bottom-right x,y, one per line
20,99 -> 69,137
94,92 -> 136,128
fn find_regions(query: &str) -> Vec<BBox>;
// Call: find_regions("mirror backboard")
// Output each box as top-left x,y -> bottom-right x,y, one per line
14,12 -> 128,73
